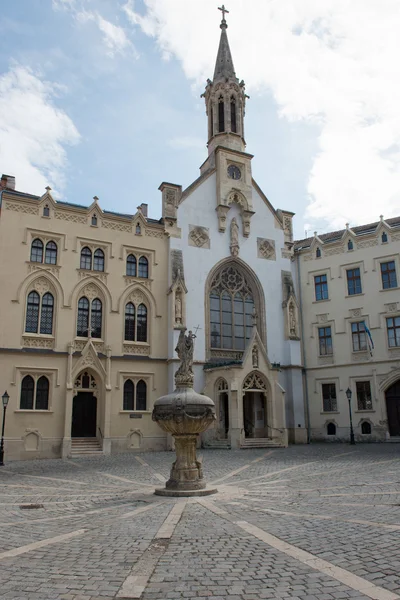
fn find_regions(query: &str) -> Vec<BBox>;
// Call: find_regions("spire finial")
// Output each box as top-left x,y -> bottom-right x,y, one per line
218,4 -> 229,27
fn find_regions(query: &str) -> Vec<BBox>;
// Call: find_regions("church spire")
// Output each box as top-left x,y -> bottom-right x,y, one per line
202,6 -> 247,157
213,5 -> 236,82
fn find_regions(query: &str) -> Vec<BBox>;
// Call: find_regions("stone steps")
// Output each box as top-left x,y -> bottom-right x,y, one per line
240,438 -> 284,449
71,438 -> 103,456
204,440 -> 231,450
386,437 -> 400,443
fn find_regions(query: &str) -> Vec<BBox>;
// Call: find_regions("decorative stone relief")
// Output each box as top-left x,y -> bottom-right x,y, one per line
28,264 -> 60,278
357,239 -> 378,249
145,229 -> 165,239
174,289 -> 183,326
385,302 -> 398,313
392,233 -> 400,242
24,431 -> 40,451
351,352 -> 370,362
281,271 -> 300,340
33,277 -> 52,295
102,220 -> 131,232
325,246 -> 344,256
283,216 -> 293,241
216,205 -> 230,233
350,308 -> 362,317
257,238 -> 276,260
252,345 -> 259,368
317,314 -> 329,323
188,225 -> 210,249
318,356 -> 334,365
82,283 -> 101,301
128,290 -> 146,306
281,249 -> 292,260
288,300 -> 298,338
230,217 -> 240,257
170,250 -> 188,329
243,372 -> 267,391
5,202 -> 39,215
54,211 -> 86,224
127,430 -> 142,448
210,349 -> 243,361
79,270 -> 107,284
123,343 -> 150,356
22,336 -> 54,349
125,277 -> 151,289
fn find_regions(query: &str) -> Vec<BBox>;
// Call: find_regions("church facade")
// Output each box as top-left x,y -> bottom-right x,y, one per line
0,15 -> 399,460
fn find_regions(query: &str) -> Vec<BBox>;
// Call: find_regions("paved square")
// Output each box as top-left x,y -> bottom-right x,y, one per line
0,445 -> 399,600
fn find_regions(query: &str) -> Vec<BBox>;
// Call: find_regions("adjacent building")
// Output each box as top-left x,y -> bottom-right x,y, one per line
0,15 -> 399,460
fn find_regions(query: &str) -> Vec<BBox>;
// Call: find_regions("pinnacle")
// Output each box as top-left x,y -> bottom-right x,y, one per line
213,22 -> 237,82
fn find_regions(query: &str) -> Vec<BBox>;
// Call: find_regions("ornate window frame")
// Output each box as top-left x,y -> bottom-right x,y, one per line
22,277 -> 57,348
117,372 -> 153,413
14,369 -> 56,413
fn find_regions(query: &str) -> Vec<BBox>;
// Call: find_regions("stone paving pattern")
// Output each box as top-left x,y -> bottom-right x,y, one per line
0,445 -> 399,599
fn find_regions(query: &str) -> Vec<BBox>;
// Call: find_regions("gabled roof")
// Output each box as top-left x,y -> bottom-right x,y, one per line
294,216 -> 400,250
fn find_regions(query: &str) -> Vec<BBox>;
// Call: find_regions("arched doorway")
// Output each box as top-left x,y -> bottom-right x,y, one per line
242,372 -> 268,438
72,371 -> 98,438
216,378 -> 229,439
386,380 -> 400,437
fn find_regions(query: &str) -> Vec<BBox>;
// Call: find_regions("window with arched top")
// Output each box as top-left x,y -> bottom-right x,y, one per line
93,248 -> 104,272
124,302 -> 147,342
123,379 -> 134,410
43,205 -> 50,217
25,290 -> 54,335
80,247 -> 92,270
45,241 -> 57,265
77,297 -> 89,337
76,296 -> 102,338
347,239 -> 353,251
136,380 -> 147,410
230,96 -> 237,133
126,254 -> 137,277
316,247 -> 321,258
136,223 -> 141,234
209,265 -> 255,351
20,374 -> 49,410
327,422 -> 336,436
138,256 -> 148,278
30,239 -> 44,263
382,231 -> 388,243
137,304 -> 147,342
124,302 -> 135,341
218,95 -> 224,132
217,378 -> 228,392
361,421 -> 372,435
91,214 -> 98,226
91,298 -> 102,338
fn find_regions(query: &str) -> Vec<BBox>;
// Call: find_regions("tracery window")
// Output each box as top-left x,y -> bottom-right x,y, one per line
218,95 -> 224,132
77,296 -> 102,338
230,96 -> 237,133
124,302 -> 147,342
25,290 -> 54,335
122,379 -> 147,411
20,374 -> 49,410
209,266 -> 255,351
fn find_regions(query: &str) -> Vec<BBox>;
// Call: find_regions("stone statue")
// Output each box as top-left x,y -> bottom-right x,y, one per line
175,328 -> 196,386
289,303 -> 297,337
175,291 -> 182,324
230,217 -> 239,257
252,345 -> 259,368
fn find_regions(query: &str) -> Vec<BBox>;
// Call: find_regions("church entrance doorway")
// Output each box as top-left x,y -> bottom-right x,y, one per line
243,391 -> 267,438
216,378 -> 229,439
386,380 -> 400,437
72,392 -> 97,438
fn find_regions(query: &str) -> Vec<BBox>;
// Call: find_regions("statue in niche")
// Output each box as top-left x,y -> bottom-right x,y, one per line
175,291 -> 182,325
230,217 -> 239,257
252,345 -> 259,368
175,328 -> 196,386
289,303 -> 297,337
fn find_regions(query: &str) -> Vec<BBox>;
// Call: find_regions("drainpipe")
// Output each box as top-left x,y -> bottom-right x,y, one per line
296,251 -> 311,443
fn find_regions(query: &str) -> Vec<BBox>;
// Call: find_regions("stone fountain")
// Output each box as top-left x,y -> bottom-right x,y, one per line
152,329 -> 217,496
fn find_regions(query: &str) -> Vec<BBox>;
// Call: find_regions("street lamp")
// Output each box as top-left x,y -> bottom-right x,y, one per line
0,391 -> 10,466
345,387 -> 355,445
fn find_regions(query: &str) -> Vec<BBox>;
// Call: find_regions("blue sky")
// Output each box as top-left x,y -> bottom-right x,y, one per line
1,1 -> 398,238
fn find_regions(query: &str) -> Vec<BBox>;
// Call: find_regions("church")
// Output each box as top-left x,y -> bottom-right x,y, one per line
0,11 -> 399,460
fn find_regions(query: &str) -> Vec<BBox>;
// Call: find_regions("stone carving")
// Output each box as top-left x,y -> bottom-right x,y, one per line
210,349 -> 243,360
230,217 -> 240,257
252,345 -> 259,368
75,371 -> 97,389
28,264 -> 60,278
325,246 -> 344,256
281,249 -> 292,260
79,271 -> 107,284
5,202 -> 38,215
145,229 -> 164,239
392,233 -> 400,242
83,284 -> 100,301
22,336 -> 54,349
243,372 -> 267,391
81,353 -> 96,367
289,301 -> 297,337
175,290 -> 182,325
317,314 -> 329,323
358,239 -> 378,249
216,205 -> 230,233
102,220 -> 131,232
129,291 -> 145,306
257,238 -> 276,260
125,277 -> 151,289
123,343 -> 150,355
164,189 -> 178,219
385,303 -> 398,313
54,211 -> 86,224
283,216 -> 293,240
33,277 -> 51,295
188,225 -> 210,248
174,328 -> 196,387
350,308 -> 362,317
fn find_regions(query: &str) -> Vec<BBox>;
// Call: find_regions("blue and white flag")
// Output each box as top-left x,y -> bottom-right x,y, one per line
363,321 -> 374,355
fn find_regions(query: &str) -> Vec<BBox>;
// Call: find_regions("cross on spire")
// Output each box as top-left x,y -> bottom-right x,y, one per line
218,4 -> 229,22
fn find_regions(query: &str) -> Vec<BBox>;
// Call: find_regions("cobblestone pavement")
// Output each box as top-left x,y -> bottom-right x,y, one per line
0,445 -> 399,600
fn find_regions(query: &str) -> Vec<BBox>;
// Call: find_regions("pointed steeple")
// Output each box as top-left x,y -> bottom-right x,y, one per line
213,16 -> 236,82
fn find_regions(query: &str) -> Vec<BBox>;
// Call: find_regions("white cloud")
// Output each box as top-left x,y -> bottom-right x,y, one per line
0,65 -> 80,195
124,0 -> 400,231
168,136 -> 204,150
53,0 -> 135,58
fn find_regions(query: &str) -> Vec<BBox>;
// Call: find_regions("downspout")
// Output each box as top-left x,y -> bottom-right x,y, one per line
296,251 -> 311,443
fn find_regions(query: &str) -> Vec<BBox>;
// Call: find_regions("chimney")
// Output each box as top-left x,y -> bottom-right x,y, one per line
140,203 -> 148,218
0,174 -> 16,190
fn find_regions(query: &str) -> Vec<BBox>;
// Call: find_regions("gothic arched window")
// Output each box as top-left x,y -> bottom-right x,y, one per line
361,421 -> 372,434
25,290 -> 54,335
347,239 -> 353,251
138,256 -> 148,278
40,292 -> 54,334
123,379 -> 134,411
327,422 -> 336,436
136,380 -> 147,410
77,297 -> 89,336
124,302 -> 135,341
218,95 -> 224,132
76,296 -> 102,338
126,254 -> 137,277
316,247 -> 321,258
30,239 -> 43,263
45,241 -> 57,265
36,376 -> 49,410
93,248 -> 104,272
80,247 -> 92,270
209,265 -> 255,351
382,231 -> 388,243
137,304 -> 147,342
43,205 -> 50,217
230,96 -> 237,133
26,291 -> 40,333
91,214 -> 98,226
20,375 -> 35,409
91,298 -> 102,338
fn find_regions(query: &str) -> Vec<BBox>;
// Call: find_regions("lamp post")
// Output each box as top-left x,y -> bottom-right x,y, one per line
0,391 -> 10,466
345,387 -> 355,445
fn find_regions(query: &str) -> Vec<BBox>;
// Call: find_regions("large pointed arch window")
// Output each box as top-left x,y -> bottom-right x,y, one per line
77,296 -> 102,338
230,96 -> 237,133
25,290 -> 54,335
209,265 -> 255,351
218,95 -> 225,132
124,302 -> 147,342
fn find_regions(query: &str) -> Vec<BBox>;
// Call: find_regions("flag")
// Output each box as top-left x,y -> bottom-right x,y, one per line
363,322 -> 374,355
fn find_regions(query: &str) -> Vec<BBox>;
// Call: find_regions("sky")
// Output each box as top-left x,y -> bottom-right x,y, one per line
0,0 -> 399,239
